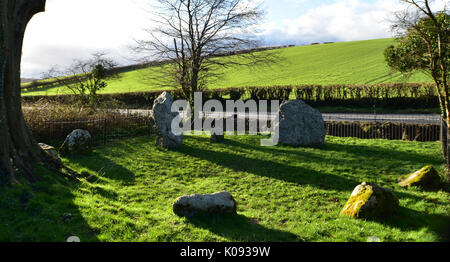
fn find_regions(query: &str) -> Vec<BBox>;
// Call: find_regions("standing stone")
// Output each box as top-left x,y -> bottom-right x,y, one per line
210,133 -> 224,142
274,100 -> 325,147
173,191 -> 237,217
398,166 -> 442,190
340,182 -> 399,219
59,129 -> 92,155
39,143 -> 62,165
150,92 -> 182,149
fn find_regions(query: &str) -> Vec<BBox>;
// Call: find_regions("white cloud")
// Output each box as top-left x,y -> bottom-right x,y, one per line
22,0 -> 152,77
20,0 -> 449,78
258,0 -> 448,45
258,0 -> 399,45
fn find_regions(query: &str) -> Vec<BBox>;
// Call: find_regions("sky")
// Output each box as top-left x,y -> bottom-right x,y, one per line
21,0 -> 448,78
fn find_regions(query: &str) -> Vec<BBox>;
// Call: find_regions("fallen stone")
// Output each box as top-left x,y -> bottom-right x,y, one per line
340,182 -> 399,219
274,100 -> 325,147
398,166 -> 442,190
173,191 -> 237,217
39,143 -> 62,164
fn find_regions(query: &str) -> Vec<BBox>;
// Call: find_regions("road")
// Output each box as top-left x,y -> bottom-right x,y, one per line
321,113 -> 441,125
115,109 -> 441,125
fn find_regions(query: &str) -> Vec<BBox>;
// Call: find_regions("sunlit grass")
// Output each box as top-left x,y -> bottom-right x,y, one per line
0,135 -> 448,242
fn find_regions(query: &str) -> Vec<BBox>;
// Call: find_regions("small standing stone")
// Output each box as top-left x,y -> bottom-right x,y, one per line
210,133 -> 224,142
59,129 -> 92,155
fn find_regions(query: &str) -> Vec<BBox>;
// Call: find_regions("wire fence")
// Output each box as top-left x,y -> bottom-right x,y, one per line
29,111 -> 443,147
30,112 -> 151,147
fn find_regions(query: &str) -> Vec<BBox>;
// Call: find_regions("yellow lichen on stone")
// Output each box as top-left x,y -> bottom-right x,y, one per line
340,185 -> 374,218
398,166 -> 441,189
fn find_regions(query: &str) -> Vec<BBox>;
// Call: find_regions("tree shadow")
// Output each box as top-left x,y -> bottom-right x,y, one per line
216,137 -> 444,185
321,142 -> 442,166
0,166 -> 100,242
186,214 -> 302,242
178,138 -> 359,192
367,206 -> 450,242
65,151 -> 135,184
221,137 -> 441,167
180,136 -> 450,240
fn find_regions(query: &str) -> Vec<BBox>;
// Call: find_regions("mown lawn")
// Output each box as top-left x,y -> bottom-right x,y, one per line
0,135 -> 449,242
22,38 -> 432,96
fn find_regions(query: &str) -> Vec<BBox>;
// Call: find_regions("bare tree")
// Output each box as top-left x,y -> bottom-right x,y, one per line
133,0 -> 276,105
43,52 -> 118,105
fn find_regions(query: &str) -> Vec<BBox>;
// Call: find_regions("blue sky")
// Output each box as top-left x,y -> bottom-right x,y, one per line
21,0 -> 448,78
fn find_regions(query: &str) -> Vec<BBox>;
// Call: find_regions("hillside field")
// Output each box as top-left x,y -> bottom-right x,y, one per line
22,38 -> 432,96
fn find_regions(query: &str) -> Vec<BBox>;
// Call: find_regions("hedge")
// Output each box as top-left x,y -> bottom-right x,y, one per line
22,83 -> 439,109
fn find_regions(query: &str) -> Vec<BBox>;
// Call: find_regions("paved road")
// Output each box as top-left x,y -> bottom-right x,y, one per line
115,109 -> 441,125
322,113 -> 441,125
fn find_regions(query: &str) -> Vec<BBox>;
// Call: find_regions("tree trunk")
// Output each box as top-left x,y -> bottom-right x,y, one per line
447,116 -> 450,173
441,117 -> 448,158
0,0 -> 47,184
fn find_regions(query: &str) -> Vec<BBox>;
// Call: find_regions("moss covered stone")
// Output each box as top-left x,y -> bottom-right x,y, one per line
341,182 -> 399,219
398,166 -> 442,190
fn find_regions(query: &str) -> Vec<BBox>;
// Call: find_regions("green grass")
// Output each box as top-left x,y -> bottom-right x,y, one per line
1,135 -> 448,242
22,38 -> 432,96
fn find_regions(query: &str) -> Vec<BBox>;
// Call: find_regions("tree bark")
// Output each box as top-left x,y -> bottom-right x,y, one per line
0,0 -> 47,184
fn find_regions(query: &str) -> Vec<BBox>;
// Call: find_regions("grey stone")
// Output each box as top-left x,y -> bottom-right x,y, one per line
274,100 -> 325,147
59,129 -> 92,155
150,92 -> 183,149
173,191 -> 237,217
38,143 -> 62,164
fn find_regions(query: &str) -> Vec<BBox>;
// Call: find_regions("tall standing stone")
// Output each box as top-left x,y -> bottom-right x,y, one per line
150,92 -> 183,149
274,100 -> 326,147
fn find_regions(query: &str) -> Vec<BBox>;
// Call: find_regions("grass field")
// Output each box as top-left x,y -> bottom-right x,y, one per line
1,135 -> 448,242
22,38 -> 432,96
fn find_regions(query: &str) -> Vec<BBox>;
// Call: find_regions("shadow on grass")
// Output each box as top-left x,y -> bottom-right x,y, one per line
186,214 -> 302,242
322,142 -> 442,166
66,152 -> 135,184
0,166 -> 100,242
221,137 -> 442,167
368,206 -> 450,242
182,136 -> 450,240
179,138 -> 359,191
